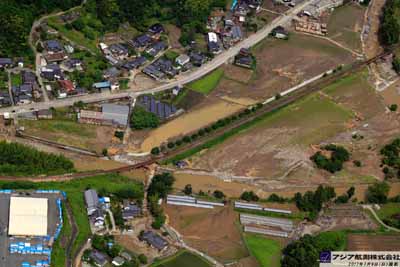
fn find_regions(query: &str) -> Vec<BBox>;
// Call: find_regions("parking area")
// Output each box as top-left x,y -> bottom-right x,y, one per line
0,192 -> 62,267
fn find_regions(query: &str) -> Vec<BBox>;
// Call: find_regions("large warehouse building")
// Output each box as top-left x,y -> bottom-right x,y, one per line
8,197 -> 48,236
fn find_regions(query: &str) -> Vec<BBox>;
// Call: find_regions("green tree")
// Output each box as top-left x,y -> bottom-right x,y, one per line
130,107 -> 159,130
213,190 -> 225,199
366,182 -> 390,204
183,184 -> 192,195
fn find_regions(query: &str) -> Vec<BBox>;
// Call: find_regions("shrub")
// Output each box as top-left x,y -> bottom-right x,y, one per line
167,142 -> 175,149
151,147 -> 160,155
389,104 -> 398,112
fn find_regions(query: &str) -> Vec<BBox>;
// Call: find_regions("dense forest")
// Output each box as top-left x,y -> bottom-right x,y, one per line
379,0 -> 400,46
0,0 -> 81,58
87,0 -> 227,44
0,141 -> 74,176
0,0 -> 227,58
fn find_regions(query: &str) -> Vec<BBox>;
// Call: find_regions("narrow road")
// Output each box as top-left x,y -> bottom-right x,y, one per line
106,209 -> 117,233
6,71 -> 14,106
362,205 -> 400,232
1,0 -> 315,115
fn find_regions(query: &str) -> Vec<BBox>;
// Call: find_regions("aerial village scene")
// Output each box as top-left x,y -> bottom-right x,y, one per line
0,0 -> 400,266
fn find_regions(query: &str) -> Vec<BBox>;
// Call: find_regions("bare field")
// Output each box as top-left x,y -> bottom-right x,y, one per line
165,205 -> 248,263
213,33 -> 355,103
380,80 -> 400,106
183,67 -> 400,190
348,234 -> 400,251
19,119 -> 116,153
190,93 -> 354,181
327,3 -> 366,53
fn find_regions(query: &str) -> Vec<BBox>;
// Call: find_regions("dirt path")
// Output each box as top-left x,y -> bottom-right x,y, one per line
65,198 -> 79,267
362,0 -> 385,59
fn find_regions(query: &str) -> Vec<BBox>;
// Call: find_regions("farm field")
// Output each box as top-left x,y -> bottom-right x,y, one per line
347,234 -> 400,251
19,119 -> 115,153
190,93 -> 353,181
164,205 -> 249,263
151,251 -> 212,267
244,234 -> 283,267
0,174 -> 143,265
327,3 -> 366,53
376,203 -> 400,222
212,33 -> 355,103
188,68 -> 224,95
380,79 -> 400,106
174,67 -> 400,190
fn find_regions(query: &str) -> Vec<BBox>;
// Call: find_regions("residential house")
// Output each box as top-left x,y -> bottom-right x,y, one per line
109,43 -> 129,60
12,84 -> 33,105
122,201 -> 141,220
224,12 -> 235,27
235,54 -> 253,68
41,64 -> 64,81
61,59 -> 83,72
93,81 -> 111,92
90,250 -> 108,267
58,80 -> 75,96
18,111 -> 37,120
175,54 -> 190,67
207,32 -> 222,54
103,67 -> 120,79
140,231 -> 168,251
0,92 -> 12,106
91,209 -> 105,228
122,56 -> 147,70
120,252 -> 132,262
190,51 -> 206,67
271,26 -> 289,39
22,71 -> 37,84
0,58 -> 12,68
145,41 -> 167,57
130,34 -> 152,49
44,51 -> 68,63
148,23 -> 165,35
84,189 -> 100,215
231,25 -> 243,42
142,64 -> 165,80
44,40 -> 63,53
112,256 -> 125,266
37,109 -> 53,119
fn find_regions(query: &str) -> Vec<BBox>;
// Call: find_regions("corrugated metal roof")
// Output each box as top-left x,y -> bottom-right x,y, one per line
101,104 -> 129,127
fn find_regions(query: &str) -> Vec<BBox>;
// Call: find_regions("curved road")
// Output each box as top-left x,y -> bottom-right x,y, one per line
2,0 -> 314,115
363,205 -> 400,232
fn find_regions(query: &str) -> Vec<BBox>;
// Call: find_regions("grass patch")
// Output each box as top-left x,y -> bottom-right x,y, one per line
11,73 -> 22,86
377,203 -> 400,220
244,233 -> 282,267
151,250 -> 212,267
51,202 -> 72,267
20,119 -> 96,138
47,16 -> 100,54
188,68 -> 224,95
0,174 -> 143,261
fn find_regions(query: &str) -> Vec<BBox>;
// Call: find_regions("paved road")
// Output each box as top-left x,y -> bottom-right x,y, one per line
1,0 -> 314,115
362,205 -> 400,232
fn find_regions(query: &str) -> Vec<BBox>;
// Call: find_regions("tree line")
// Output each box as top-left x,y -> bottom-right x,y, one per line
379,0 -> 400,46
0,141 -> 75,176
147,172 -> 175,229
